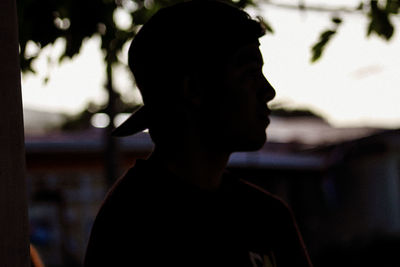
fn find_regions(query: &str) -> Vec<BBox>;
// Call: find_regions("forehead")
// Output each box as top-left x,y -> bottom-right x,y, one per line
231,42 -> 263,67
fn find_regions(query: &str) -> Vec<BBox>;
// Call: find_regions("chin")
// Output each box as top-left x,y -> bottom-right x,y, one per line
211,126 -> 267,153
231,133 -> 266,152
245,138 -> 266,151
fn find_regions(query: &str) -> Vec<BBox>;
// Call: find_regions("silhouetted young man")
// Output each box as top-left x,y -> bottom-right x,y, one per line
84,1 -> 313,266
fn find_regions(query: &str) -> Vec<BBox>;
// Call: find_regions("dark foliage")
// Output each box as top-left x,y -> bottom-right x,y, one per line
311,0 -> 399,62
17,0 -> 259,73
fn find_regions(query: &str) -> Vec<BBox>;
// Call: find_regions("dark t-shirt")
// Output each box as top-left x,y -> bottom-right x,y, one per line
84,155 -> 312,267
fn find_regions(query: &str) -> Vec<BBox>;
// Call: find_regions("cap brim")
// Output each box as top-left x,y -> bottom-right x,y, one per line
112,105 -> 149,137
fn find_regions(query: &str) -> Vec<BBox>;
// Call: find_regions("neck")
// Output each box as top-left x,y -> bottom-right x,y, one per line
154,140 -> 231,191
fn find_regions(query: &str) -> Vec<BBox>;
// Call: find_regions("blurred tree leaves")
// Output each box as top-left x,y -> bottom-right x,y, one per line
17,0 -> 400,74
16,0 -> 260,135
17,0 -> 259,74
311,0 -> 399,62
367,0 -> 395,40
311,17 -> 341,62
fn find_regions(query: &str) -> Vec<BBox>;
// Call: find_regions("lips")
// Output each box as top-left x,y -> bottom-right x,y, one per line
265,107 -> 271,116
257,105 -> 271,123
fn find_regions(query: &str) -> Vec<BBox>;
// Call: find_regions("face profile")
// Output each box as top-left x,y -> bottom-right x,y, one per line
198,42 -> 276,153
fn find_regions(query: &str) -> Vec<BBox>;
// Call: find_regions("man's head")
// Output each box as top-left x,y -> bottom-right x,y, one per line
115,0 -> 275,152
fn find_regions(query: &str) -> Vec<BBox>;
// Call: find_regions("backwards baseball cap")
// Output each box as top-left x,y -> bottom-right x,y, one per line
112,0 -> 265,137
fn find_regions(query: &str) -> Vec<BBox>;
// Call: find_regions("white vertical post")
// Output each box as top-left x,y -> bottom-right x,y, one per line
0,0 -> 30,266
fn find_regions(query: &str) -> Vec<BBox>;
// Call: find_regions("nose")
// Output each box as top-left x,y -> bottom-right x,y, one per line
265,79 -> 276,102
260,74 -> 276,102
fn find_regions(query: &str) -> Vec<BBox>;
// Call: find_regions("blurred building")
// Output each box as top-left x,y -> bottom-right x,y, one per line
25,114 -> 399,267
24,108 -> 65,135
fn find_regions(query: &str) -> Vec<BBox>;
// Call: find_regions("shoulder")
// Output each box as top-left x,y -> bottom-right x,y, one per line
98,158 -> 163,217
84,159 -> 162,266
105,160 -> 148,201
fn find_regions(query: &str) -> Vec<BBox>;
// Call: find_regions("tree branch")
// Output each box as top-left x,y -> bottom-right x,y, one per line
262,1 -> 365,15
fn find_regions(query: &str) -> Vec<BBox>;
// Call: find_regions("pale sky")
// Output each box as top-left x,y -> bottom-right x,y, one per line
21,1 -> 400,129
